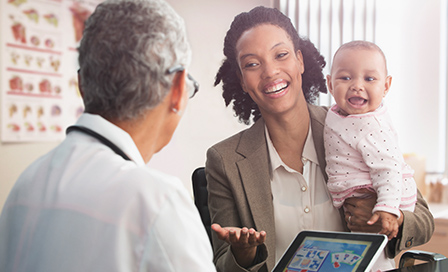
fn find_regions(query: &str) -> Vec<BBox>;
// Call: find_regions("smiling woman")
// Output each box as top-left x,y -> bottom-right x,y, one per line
235,24 -> 305,120
214,6 -> 327,125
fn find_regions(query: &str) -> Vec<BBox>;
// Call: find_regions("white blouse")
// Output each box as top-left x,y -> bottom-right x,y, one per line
266,125 -> 345,263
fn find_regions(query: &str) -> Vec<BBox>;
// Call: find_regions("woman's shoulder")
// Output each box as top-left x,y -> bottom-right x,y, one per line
308,103 -> 329,124
308,103 -> 329,113
207,118 -> 266,155
210,130 -> 245,151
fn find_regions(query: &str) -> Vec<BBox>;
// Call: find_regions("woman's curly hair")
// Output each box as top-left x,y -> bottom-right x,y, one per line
214,6 -> 327,124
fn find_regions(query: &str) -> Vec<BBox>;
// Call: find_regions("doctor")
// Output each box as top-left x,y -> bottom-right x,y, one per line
0,0 -> 215,271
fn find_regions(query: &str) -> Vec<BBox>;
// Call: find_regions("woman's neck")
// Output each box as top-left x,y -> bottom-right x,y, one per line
263,100 -> 310,173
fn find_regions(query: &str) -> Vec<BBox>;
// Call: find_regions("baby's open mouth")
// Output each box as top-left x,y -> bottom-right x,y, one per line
348,97 -> 367,106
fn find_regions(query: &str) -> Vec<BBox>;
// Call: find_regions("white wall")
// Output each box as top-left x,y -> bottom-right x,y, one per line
375,0 -> 447,174
0,0 -> 272,211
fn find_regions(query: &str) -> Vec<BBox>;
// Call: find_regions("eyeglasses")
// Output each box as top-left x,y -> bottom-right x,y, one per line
167,65 -> 199,99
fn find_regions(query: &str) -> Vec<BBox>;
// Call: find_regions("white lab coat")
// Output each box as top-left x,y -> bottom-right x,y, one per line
0,113 -> 215,272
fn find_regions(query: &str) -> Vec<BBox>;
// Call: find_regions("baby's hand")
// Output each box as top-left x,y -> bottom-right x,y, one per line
367,211 -> 399,240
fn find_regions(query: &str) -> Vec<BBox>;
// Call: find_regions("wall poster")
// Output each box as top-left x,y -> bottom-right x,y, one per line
1,0 -> 101,142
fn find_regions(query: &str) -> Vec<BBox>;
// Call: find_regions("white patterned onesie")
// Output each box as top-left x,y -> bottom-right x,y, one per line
324,104 -> 417,217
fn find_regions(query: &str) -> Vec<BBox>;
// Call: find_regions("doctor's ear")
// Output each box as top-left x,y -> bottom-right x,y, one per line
169,69 -> 187,114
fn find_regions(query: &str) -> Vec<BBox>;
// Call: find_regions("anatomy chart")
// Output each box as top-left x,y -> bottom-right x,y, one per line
1,0 -> 100,142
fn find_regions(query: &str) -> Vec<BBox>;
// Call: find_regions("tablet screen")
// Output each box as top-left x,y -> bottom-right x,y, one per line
272,231 -> 387,272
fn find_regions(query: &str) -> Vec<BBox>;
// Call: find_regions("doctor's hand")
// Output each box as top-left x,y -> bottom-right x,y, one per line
211,223 -> 266,268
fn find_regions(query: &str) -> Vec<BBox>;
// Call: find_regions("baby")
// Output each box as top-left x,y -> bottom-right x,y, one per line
324,40 -> 417,270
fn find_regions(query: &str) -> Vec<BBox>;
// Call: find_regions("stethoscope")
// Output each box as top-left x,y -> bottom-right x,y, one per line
66,126 -> 131,161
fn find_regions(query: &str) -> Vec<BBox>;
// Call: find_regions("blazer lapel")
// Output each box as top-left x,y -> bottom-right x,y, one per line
235,118 -> 275,245
309,104 -> 329,182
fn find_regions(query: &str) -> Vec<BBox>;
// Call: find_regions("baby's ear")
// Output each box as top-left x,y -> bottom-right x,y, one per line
326,75 -> 334,95
383,75 -> 392,97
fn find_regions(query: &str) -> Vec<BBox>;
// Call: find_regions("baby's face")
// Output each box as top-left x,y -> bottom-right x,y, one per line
327,48 -> 391,115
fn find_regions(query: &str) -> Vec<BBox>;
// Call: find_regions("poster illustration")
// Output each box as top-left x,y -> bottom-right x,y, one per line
1,0 -> 100,142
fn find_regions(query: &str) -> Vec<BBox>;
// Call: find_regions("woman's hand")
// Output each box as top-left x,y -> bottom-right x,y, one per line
211,223 -> 266,268
343,189 -> 381,233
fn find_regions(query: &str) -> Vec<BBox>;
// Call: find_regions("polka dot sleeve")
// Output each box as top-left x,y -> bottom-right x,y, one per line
357,127 -> 403,217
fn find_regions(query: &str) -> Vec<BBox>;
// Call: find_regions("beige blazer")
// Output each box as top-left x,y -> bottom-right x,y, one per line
205,104 -> 434,272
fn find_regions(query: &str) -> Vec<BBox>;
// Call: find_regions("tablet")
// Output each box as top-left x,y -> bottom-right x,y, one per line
272,230 -> 388,272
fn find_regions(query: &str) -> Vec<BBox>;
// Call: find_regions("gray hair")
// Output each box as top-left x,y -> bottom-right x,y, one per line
78,0 -> 191,121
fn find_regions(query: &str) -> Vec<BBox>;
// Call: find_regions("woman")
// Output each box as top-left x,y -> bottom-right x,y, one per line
206,6 -> 433,272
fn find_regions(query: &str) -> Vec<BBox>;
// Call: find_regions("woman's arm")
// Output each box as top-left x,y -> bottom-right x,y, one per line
343,189 -> 434,258
206,147 -> 268,272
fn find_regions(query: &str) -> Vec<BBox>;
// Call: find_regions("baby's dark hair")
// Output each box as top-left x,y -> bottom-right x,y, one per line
214,6 -> 327,124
